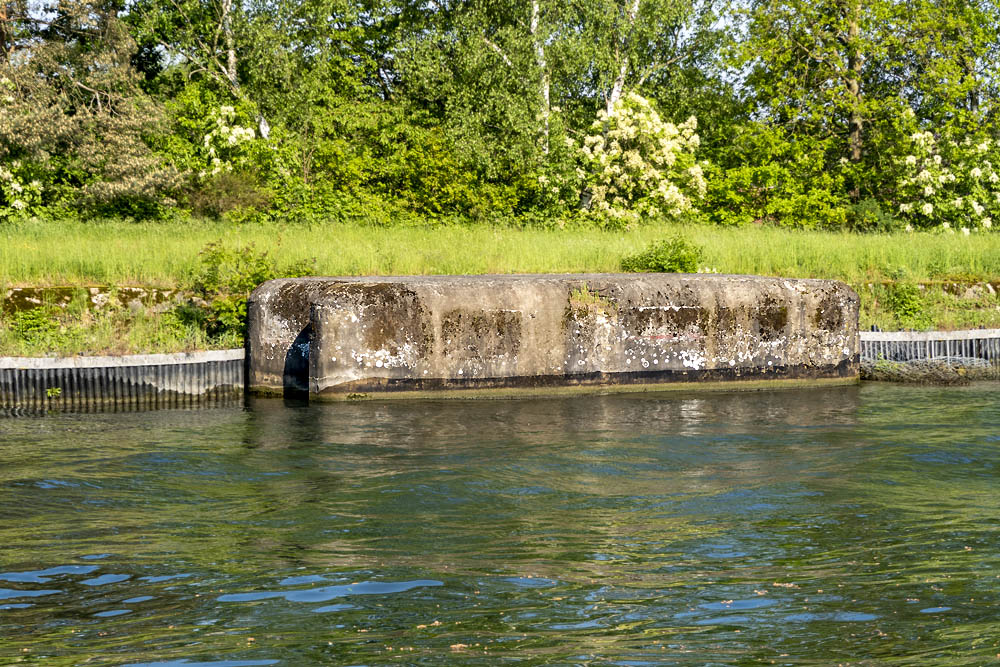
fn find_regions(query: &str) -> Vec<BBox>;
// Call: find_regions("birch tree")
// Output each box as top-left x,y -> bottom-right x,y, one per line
130,0 -> 246,98
565,0 -> 706,116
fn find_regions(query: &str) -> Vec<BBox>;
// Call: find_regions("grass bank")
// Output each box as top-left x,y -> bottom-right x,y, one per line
2,218 -> 999,355
4,218 -> 1000,286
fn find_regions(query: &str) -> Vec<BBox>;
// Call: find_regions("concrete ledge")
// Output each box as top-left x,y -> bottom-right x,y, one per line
0,349 -> 243,369
248,274 -> 859,398
310,369 -> 859,401
860,328 -> 1000,342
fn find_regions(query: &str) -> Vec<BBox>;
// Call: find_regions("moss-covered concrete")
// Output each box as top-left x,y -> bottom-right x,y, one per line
247,274 -> 860,399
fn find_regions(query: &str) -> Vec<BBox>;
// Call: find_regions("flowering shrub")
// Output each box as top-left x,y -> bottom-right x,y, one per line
0,162 -> 44,221
894,129 -> 999,233
579,93 -> 706,226
199,105 -> 257,178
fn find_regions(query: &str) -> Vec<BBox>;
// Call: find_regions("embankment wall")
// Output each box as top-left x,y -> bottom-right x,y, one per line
0,350 -> 243,414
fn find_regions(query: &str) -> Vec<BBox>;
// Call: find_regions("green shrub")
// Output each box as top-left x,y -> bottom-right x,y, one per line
181,241 -> 314,338
847,199 -> 901,233
620,235 -> 703,273
885,282 -> 924,320
3,304 -> 82,351
184,172 -> 272,220
704,123 -> 849,228
11,307 -> 61,344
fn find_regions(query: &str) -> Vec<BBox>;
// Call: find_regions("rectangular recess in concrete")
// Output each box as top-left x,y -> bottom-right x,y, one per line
248,274 -> 859,399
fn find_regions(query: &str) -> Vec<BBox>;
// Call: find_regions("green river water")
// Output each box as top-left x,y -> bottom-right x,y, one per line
1,384 -> 998,665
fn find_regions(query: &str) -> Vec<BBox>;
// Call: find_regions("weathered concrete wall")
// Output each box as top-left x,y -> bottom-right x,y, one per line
247,274 -> 859,398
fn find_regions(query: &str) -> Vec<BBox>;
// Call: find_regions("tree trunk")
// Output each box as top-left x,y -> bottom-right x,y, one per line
221,0 -> 239,94
0,3 -> 8,65
530,0 -> 550,152
606,0 -> 642,115
961,54 -> 979,113
0,1 -> 21,65
845,0 -> 863,200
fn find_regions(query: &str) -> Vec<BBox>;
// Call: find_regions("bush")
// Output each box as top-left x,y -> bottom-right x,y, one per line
620,235 -> 703,273
892,128 -> 1000,232
180,242 -> 314,338
705,123 -> 848,228
11,306 -> 62,345
885,281 -> 924,320
579,93 -> 707,227
184,172 -> 272,220
846,198 -> 901,232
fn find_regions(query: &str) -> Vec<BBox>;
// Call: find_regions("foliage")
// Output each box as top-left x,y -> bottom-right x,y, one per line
0,0 -> 181,218
620,234 -> 703,273
0,160 -> 44,221
10,306 -> 63,346
0,0 -> 999,229
705,124 -> 848,228
0,288 -> 228,356
846,199 -> 900,233
580,93 -> 706,226
893,128 -> 1000,232
182,241 -> 314,337
884,281 -> 925,321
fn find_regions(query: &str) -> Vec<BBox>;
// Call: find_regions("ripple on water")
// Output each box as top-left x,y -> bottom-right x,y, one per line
81,573 -> 131,586
311,603 -> 356,613
700,597 -> 777,611
0,587 -> 61,600
123,596 -> 155,604
0,565 -> 97,582
783,611 -> 880,622
217,579 -> 443,603
125,661 -> 279,667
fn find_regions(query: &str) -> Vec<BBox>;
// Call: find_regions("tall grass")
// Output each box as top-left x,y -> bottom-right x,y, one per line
3,218 -> 999,354
3,218 -> 999,287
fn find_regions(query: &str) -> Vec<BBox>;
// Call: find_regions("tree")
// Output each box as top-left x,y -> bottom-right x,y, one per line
0,0 -> 178,216
736,0 -> 1000,210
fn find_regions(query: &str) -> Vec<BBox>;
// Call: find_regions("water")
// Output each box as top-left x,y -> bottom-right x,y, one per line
1,384 -> 998,665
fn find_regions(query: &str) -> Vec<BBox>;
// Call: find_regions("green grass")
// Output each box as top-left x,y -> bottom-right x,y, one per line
3,218 -> 1000,287
2,217 -> 999,356
0,288 -> 239,357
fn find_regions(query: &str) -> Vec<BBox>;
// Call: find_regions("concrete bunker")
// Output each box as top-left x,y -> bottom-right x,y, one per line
247,274 -> 860,399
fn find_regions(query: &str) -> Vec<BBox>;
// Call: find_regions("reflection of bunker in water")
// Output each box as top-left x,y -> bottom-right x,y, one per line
239,384 -> 864,577
246,273 -> 860,400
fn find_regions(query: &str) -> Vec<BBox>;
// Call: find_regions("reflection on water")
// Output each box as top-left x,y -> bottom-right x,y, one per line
1,384 -> 998,664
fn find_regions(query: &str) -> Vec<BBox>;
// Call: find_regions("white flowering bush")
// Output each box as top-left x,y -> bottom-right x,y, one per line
0,162 -> 44,221
579,92 -> 706,226
199,105 -> 257,178
895,130 -> 999,233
